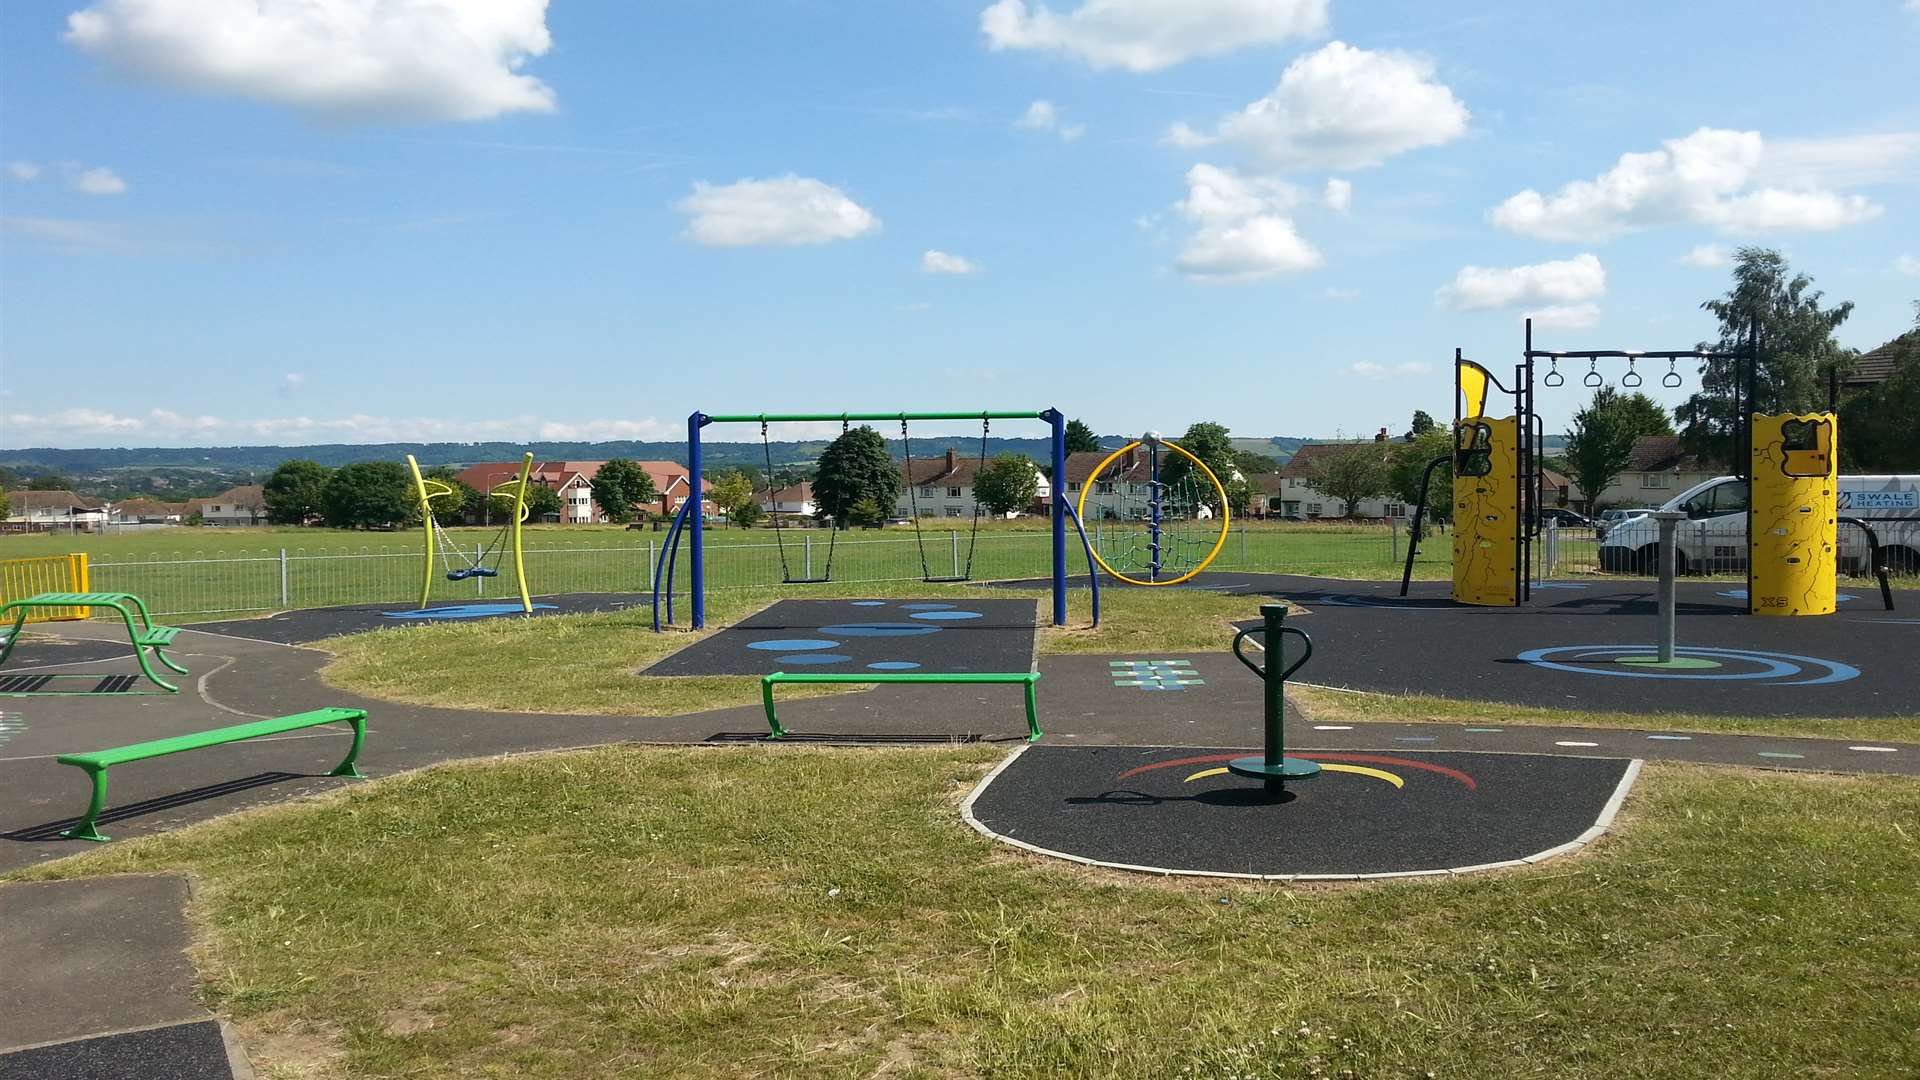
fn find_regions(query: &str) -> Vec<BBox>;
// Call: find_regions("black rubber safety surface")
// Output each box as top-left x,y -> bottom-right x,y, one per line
0,637 -> 131,670
642,598 -> 1038,677
0,1021 -> 233,1080
969,745 -> 1632,877
187,592 -> 649,645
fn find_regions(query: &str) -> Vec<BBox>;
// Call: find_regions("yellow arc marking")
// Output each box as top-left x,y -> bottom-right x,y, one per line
1182,764 -> 1405,788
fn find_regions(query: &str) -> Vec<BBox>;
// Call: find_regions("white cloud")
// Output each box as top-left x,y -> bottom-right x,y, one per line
1681,243 -> 1731,268
1754,132 -> 1920,188
922,250 -> 980,275
0,408 -> 683,448
1171,163 -> 1320,283
1349,361 -> 1431,381
980,0 -> 1327,72
1436,253 -> 1606,311
6,161 -> 41,181
71,166 -> 127,195
676,176 -> 880,248
1170,42 -> 1469,170
63,0 -> 556,123
1524,303 -> 1601,330
1895,254 -> 1920,276
1322,177 -> 1351,212
1015,99 -> 1085,141
280,373 -> 306,396
1492,128 -> 1890,242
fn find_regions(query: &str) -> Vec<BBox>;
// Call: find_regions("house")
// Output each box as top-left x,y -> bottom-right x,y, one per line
1243,473 -> 1287,518
453,459 -> 715,524
1844,329 -> 1916,389
1585,436 -> 1726,512
759,482 -> 817,519
110,498 -> 185,524
201,485 -> 266,526
1273,437 -> 1406,519
4,490 -> 109,529
896,448 -> 1050,519
1541,468 -> 1575,510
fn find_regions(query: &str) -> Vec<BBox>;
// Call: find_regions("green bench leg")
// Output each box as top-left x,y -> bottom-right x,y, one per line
1024,679 -> 1042,742
111,602 -> 179,694
763,679 -> 787,739
62,766 -> 111,843
328,715 -> 368,779
151,645 -> 191,677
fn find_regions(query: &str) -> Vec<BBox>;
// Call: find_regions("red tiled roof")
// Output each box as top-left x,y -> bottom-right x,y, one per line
1846,329 -> 1916,386
1277,442 -> 1394,479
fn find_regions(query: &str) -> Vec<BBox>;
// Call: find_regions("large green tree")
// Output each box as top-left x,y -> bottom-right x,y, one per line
589,459 -> 657,523
1565,387 -> 1675,511
710,470 -> 757,527
262,459 -> 333,524
520,483 -> 562,521
1303,443 -> 1392,517
1064,419 -> 1100,454
320,462 -> 414,530
421,467 -> 479,524
972,453 -> 1040,516
1677,248 -> 1855,465
812,426 -> 901,528
1406,409 -> 1438,439
1840,307 -> 1920,472
1388,429 -> 1455,523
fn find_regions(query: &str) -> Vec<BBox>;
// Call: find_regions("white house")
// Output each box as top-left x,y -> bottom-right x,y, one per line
5,490 -> 109,529
760,483 -> 817,519
1584,436 -> 1726,513
201,485 -> 267,526
896,448 -> 1050,519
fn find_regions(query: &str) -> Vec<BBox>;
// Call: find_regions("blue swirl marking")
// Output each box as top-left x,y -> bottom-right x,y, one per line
382,603 -> 558,619
868,661 -> 922,670
909,610 -> 985,621
901,602 -> 955,610
850,600 -> 888,607
1516,645 -> 1859,685
747,639 -> 841,651
1717,589 -> 1857,603
819,622 -> 942,637
775,653 -> 853,665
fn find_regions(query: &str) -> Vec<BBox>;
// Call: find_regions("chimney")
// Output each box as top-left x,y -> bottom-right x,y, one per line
1375,427 -> 1389,443
1122,446 -> 1137,471
945,448 -> 957,474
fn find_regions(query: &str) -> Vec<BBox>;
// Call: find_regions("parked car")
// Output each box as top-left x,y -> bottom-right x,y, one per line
1537,508 -> 1596,530
1598,475 -> 1920,574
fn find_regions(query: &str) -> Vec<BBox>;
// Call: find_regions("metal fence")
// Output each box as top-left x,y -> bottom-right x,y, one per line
73,519 -> 1906,620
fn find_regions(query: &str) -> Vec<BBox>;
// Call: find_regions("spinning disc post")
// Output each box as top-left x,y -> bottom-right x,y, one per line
1228,604 -> 1321,796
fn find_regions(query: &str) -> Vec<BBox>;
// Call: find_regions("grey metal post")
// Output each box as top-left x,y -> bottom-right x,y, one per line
647,539 -> 656,591
1653,511 -> 1686,663
951,530 -> 960,577
1389,517 -> 1399,563
279,548 -> 289,607
1238,524 -> 1247,564
1543,519 -> 1559,579
804,533 -> 813,580
476,543 -> 485,596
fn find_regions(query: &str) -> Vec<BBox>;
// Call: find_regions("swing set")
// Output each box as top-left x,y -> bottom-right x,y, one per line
406,452 -> 536,613
653,409 -> 1101,631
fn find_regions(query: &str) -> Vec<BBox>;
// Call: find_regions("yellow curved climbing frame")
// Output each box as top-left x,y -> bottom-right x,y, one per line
406,452 -> 535,612
1074,437 -> 1231,587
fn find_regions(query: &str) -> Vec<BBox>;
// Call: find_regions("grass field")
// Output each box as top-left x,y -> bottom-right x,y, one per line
13,749 -> 1918,1079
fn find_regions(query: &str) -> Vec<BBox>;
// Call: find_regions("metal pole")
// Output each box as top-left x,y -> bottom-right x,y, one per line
647,539 -> 656,592
1047,408 -> 1067,627
476,544 -> 484,596
279,548 -> 289,607
950,529 -> 959,578
1654,511 -> 1685,662
688,412 -> 706,629
1389,517 -> 1399,563
1148,438 -> 1162,581
1544,518 -> 1558,579
805,533 -> 813,580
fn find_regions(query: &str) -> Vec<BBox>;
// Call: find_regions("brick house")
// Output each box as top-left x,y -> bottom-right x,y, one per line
896,448 -> 1050,520
453,459 -> 713,523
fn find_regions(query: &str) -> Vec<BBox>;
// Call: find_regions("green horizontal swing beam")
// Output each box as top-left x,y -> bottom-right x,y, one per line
703,410 -> 1047,425
761,671 -> 1041,741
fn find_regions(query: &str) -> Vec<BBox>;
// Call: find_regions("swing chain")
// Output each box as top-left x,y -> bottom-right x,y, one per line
1583,357 -> 1604,388
1543,358 -> 1564,387
1622,357 -> 1643,388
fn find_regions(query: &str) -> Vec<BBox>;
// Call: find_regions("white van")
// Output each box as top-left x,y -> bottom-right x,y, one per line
1596,475 -> 1920,576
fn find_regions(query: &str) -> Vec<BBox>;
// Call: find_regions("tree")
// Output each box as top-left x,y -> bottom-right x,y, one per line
320,462 -> 414,529
27,473 -> 72,491
0,491 -> 8,519
1677,248 -> 1854,466
1389,429 -> 1455,523
262,460 -> 333,525
710,470 -> 757,527
1065,418 -> 1100,454
1840,307 -> 1920,471
419,467 -> 479,525
812,426 -> 901,529
589,459 -> 657,523
1303,443 -> 1392,518
1233,450 -> 1280,475
1406,410 -> 1438,440
846,496 -> 888,529
972,453 -> 1039,516
520,483 -> 562,521
1564,386 -> 1674,511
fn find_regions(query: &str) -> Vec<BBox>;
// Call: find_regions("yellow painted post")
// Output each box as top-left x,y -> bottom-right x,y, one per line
405,454 -> 440,611
502,452 -> 534,613
1749,413 -> 1838,616
1451,416 -> 1520,606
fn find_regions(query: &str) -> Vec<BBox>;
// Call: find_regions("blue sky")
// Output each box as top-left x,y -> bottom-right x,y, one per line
3,0 -> 1917,449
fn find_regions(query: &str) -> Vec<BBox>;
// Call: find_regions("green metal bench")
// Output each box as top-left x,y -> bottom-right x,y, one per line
56,707 -> 368,842
0,591 -> 188,694
761,671 -> 1041,741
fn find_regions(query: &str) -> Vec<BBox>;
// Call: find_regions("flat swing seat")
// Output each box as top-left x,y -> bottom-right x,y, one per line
445,567 -> 500,581
922,575 -> 972,584
782,576 -> 832,585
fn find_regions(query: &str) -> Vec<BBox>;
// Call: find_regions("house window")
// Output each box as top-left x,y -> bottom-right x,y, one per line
947,486 -> 962,498
1384,503 -> 1405,517
1308,503 -> 1323,516
1096,481 -> 1115,494
944,506 -> 964,518
1642,473 -> 1672,489
1129,482 -> 1147,494
920,486 -> 934,497
1067,480 -> 1081,491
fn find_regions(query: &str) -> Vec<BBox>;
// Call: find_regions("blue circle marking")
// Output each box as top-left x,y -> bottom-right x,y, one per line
867,661 -> 922,670
909,610 -> 985,621
850,600 -> 888,607
1717,589 -> 1857,603
901,602 -> 955,610
819,622 -> 942,637
382,603 -> 558,620
776,653 -> 853,665
1516,645 -> 1859,685
747,638 -> 841,651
